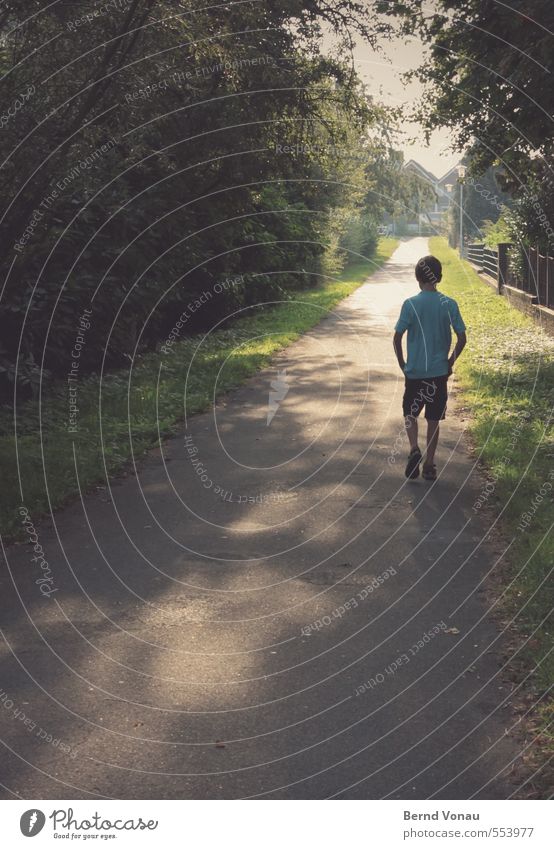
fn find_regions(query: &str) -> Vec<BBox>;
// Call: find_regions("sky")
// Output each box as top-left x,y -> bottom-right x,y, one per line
347,33 -> 461,179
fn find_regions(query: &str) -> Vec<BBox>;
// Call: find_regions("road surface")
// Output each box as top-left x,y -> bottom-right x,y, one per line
0,238 -> 523,799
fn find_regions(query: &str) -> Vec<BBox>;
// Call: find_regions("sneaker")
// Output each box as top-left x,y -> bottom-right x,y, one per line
405,447 -> 422,479
422,463 -> 437,481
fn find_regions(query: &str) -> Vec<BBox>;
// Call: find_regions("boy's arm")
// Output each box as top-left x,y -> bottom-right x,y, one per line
393,331 -> 406,373
448,331 -> 467,375
394,300 -> 410,372
448,301 -> 467,375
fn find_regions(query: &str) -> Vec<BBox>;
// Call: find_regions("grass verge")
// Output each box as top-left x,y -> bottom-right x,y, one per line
1,237 -> 398,539
431,237 -> 553,774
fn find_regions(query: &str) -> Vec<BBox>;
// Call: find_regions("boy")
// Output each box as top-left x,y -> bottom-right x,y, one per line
393,255 -> 467,481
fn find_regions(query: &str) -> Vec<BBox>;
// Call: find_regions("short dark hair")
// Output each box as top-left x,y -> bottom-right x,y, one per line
415,255 -> 442,286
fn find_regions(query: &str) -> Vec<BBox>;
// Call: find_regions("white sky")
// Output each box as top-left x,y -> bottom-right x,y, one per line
329,31 -> 460,179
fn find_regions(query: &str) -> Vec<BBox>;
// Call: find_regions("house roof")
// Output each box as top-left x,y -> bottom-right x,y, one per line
403,159 -> 464,187
437,164 -> 462,185
403,159 -> 439,184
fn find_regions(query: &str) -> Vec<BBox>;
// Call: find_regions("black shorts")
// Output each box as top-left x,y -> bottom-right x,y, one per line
403,375 -> 448,420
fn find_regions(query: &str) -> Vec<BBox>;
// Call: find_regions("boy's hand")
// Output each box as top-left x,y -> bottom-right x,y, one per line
448,332 -> 467,377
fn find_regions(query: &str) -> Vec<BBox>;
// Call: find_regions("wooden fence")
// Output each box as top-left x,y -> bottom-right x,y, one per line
466,242 -> 554,310
527,247 -> 553,309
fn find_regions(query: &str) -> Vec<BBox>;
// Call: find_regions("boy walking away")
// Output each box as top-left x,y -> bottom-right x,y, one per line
393,255 -> 467,481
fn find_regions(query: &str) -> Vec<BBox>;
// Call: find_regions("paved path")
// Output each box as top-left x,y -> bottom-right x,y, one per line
0,238 -> 522,799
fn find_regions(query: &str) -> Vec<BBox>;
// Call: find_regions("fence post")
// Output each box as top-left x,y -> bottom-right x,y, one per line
497,243 -> 510,295
478,244 -> 484,272
527,246 -> 533,294
535,242 -> 540,304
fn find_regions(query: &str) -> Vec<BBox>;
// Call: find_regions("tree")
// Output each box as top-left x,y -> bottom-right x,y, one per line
371,1 -> 554,178
0,0 -> 395,398
368,1 -> 554,252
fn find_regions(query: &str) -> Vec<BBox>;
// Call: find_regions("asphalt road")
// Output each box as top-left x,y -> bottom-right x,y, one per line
0,238 -> 523,799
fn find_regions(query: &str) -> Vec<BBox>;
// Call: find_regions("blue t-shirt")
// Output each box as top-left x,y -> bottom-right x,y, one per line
395,290 -> 466,379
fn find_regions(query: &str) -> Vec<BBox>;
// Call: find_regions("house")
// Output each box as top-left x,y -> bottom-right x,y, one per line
403,159 -> 462,228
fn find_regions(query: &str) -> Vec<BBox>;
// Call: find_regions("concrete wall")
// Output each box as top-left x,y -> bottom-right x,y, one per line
503,286 -> 554,334
468,265 -> 554,336
503,284 -> 537,316
531,304 -> 554,335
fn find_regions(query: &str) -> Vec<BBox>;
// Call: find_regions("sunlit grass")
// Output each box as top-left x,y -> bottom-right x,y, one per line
431,237 -> 554,691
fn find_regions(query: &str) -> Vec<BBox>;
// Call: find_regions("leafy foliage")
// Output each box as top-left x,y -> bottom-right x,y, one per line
0,0 -> 404,404
370,1 -> 554,250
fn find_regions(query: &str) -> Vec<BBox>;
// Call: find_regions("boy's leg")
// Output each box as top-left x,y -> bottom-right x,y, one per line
402,379 -> 423,478
425,419 -> 440,465
405,415 -> 419,450
404,415 -> 422,478
422,376 -> 447,477
402,379 -> 423,450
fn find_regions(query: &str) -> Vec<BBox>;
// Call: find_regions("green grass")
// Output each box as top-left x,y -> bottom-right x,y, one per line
1,237 -> 398,539
430,237 -> 554,693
